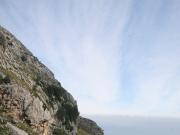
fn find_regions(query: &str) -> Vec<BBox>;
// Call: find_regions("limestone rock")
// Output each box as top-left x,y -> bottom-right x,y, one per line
0,25 -> 79,135
0,25 -> 104,135
77,117 -> 104,135
7,123 -> 28,135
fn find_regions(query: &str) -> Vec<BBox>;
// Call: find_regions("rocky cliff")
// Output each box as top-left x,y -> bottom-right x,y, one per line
0,26 -> 103,135
77,117 -> 103,135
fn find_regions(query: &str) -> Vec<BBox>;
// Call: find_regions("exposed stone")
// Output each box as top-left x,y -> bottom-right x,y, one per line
77,117 -> 104,135
0,25 -> 103,135
7,122 -> 28,135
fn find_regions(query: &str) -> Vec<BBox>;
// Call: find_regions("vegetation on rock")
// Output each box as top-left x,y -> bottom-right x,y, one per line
0,32 -> 5,45
0,117 -> 11,135
0,74 -> 10,84
53,127 -> 68,135
0,25 -> 103,135
77,128 -> 90,135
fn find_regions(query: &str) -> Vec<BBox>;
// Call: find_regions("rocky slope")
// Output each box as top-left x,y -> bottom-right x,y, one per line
0,26 -> 103,135
77,117 -> 103,135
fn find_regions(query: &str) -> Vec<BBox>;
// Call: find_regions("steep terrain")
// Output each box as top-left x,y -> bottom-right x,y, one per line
77,117 -> 103,135
0,26 -> 103,135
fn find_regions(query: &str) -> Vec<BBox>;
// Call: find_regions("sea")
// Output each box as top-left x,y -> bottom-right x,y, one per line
86,115 -> 180,135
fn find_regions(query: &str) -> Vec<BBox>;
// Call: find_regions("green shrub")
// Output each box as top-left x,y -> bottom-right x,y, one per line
78,128 -> 90,135
0,126 -> 11,135
0,74 -> 10,84
53,128 -> 67,135
56,103 -> 79,125
45,84 -> 65,102
16,122 -> 38,135
0,74 -> 3,84
0,32 -> 5,46
3,76 -> 10,84
63,103 -> 79,123
21,55 -> 27,62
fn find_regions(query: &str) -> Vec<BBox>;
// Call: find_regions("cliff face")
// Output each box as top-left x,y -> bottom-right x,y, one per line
0,26 -> 103,135
0,26 -> 79,135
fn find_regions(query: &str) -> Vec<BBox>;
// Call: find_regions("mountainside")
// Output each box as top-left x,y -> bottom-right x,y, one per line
0,26 -> 103,135
77,117 -> 104,135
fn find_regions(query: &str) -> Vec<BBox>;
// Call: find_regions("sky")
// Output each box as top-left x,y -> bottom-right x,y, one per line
0,0 -> 180,117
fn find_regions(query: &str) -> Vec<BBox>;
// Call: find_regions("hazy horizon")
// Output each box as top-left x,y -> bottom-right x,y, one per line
85,115 -> 180,135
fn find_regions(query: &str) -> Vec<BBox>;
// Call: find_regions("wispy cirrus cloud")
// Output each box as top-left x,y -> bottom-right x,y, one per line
0,0 -> 132,114
0,0 -> 180,117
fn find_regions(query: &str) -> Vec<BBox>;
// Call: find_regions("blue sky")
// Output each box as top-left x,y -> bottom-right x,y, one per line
0,0 -> 180,117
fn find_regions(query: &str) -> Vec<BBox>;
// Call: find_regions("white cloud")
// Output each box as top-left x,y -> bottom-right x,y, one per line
1,0 -> 180,117
0,0 -> 133,114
